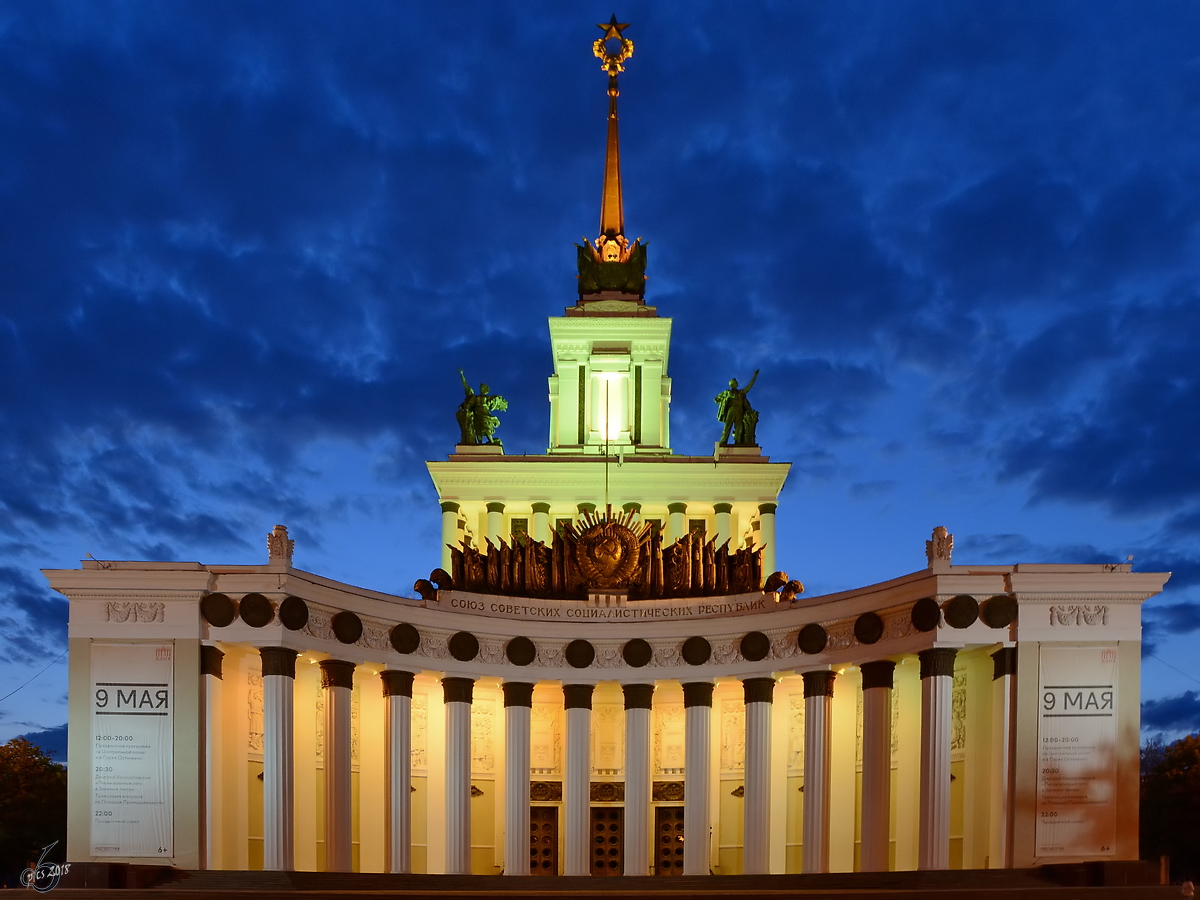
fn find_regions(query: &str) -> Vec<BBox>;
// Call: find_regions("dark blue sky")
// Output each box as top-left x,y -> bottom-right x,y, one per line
2,1 -> 1199,740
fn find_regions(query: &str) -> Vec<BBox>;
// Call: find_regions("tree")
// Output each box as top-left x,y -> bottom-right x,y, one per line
0,738 -> 67,887
1141,733 -> 1200,882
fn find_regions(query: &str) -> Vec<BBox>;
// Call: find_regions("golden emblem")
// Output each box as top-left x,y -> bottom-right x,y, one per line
575,519 -> 641,587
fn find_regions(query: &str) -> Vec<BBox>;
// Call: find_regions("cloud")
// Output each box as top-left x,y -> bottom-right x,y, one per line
1142,691 -> 1200,734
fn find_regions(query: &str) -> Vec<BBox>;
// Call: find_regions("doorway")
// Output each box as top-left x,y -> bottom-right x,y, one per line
590,806 -> 623,876
654,806 -> 685,875
530,806 -> 558,875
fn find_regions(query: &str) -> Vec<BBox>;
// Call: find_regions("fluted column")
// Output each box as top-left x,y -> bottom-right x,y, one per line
801,670 -> 835,873
320,659 -> 355,872
563,684 -> 594,876
918,648 -> 958,870
486,502 -> 505,547
714,502 -> 733,550
623,684 -> 654,876
503,682 -> 534,876
757,502 -> 777,581
531,502 -> 551,544
381,670 -> 414,874
860,661 -> 896,872
742,677 -> 773,874
440,501 -> 460,571
667,502 -> 687,544
201,646 -> 224,869
261,648 -> 297,871
989,648 -> 1017,869
443,677 -> 474,875
683,682 -> 714,875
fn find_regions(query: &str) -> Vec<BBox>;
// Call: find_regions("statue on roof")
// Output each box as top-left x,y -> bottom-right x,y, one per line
456,369 -> 508,446
716,370 -> 760,446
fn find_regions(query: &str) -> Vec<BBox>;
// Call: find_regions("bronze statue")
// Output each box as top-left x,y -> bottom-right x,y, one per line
716,369 -> 760,446
456,369 -> 508,445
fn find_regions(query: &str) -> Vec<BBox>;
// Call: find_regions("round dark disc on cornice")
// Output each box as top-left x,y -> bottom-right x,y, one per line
740,631 -> 771,662
239,593 -> 274,628
911,597 -> 941,633
943,595 -> 979,629
506,636 -> 536,666
981,594 -> 1018,628
565,639 -> 595,668
622,638 -> 652,668
682,636 -> 712,666
797,623 -> 828,655
448,631 -> 479,661
854,612 -> 885,645
200,593 -> 236,628
389,623 -> 420,655
331,611 -> 363,644
278,596 -> 308,631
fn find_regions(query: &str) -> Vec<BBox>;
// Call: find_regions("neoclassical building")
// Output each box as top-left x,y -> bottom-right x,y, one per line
49,19 -> 1167,881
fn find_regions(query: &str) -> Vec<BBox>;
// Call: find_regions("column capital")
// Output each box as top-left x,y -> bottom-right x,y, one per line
563,683 -> 594,709
742,677 -> 775,705
714,502 -> 733,515
442,676 -> 475,704
200,645 -> 224,679
621,501 -> 642,514
682,681 -> 714,708
576,502 -> 597,515
531,501 -> 551,514
757,502 -> 778,515
667,501 -> 688,515
440,500 -> 461,513
919,647 -> 959,680
860,660 -> 897,690
380,670 -> 415,698
319,658 -> 355,689
503,681 -> 535,708
486,501 -> 506,514
260,647 -> 299,678
802,670 -> 836,698
992,646 -> 1017,680
622,683 -> 654,709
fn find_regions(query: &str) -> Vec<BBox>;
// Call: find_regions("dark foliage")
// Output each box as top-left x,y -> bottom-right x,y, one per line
1141,733 -> 1200,882
0,738 -> 68,887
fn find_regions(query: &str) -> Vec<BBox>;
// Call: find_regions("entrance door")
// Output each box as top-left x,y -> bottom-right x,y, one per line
654,806 -> 685,875
530,806 -> 558,876
590,807 -> 623,876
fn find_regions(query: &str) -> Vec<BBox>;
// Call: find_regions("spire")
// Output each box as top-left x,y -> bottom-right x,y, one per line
595,15 -> 631,239
575,16 -> 647,301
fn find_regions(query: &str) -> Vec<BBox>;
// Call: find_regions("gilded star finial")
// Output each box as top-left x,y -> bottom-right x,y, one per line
593,14 -> 634,75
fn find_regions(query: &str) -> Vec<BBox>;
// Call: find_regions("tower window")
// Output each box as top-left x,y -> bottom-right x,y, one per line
510,518 -> 529,539
689,519 -> 707,538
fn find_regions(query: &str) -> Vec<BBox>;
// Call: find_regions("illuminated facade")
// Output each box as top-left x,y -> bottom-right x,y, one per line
48,18 -> 1169,882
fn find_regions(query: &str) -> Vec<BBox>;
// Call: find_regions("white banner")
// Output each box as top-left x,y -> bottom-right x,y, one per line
1035,645 -> 1118,857
90,642 -> 174,858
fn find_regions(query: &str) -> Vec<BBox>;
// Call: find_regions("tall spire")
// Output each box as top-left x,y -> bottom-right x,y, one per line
595,15 -> 631,239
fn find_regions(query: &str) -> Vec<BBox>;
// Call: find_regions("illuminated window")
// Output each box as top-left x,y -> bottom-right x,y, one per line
590,372 -> 628,442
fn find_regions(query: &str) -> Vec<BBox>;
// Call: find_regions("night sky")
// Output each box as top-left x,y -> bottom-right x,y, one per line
2,1 -> 1199,744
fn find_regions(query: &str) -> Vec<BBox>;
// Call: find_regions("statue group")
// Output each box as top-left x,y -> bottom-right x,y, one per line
715,369 -> 759,446
456,369 -> 508,446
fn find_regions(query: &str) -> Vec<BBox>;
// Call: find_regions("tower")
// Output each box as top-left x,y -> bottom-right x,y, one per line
427,18 -> 791,582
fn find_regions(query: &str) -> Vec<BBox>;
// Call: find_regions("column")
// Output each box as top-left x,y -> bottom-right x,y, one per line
989,647 -> 1016,868
563,684 -> 594,876
714,503 -> 733,550
440,501 -> 460,571
621,501 -> 642,521
742,677 -> 773,874
503,682 -> 534,875
576,502 -> 596,519
682,681 -> 713,875
918,648 -> 958,870
667,502 -> 687,544
801,670 -> 835,873
531,502 -> 551,544
320,659 -> 355,872
623,684 -> 654,875
201,646 -> 224,869
381,670 -> 414,874
757,502 -> 777,580
486,502 -> 505,547
443,676 -> 475,875
261,648 -> 297,871
859,661 -> 896,872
